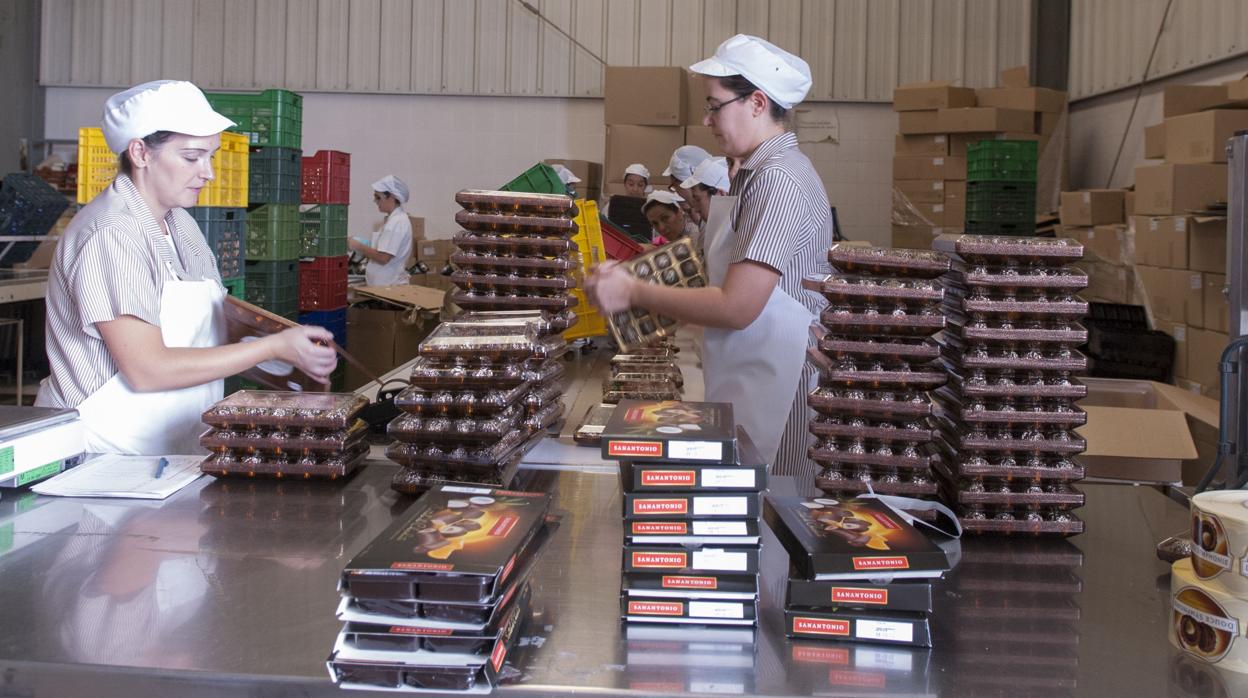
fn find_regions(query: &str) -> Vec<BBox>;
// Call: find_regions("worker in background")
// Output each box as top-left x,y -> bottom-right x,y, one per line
587,35 -> 830,478
662,145 -> 711,224
622,163 -> 651,197
36,80 -> 337,455
350,175 -> 414,287
550,164 -> 581,197
642,190 -> 699,248
681,156 -> 731,236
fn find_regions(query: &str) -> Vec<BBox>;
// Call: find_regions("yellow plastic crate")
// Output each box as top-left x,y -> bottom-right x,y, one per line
564,289 -> 608,341
76,128 -> 250,207
564,199 -> 608,341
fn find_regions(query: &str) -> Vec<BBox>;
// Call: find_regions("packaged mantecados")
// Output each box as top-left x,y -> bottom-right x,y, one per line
1190,491 -> 1248,596
1171,558 -> 1248,673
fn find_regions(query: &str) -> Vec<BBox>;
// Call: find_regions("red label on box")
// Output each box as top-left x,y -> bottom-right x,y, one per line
641,470 -> 696,486
632,551 -> 687,568
499,553 -> 516,586
628,600 -> 684,616
388,626 -> 454,636
662,575 -> 717,589
831,587 -> 889,605
490,638 -> 507,672
852,556 -> 909,571
828,670 -> 887,689
792,645 -> 850,665
793,616 -> 851,636
869,512 -> 900,530
490,514 -> 518,537
391,562 -> 454,571
633,498 -> 689,515
632,521 -> 688,534
609,440 -> 664,458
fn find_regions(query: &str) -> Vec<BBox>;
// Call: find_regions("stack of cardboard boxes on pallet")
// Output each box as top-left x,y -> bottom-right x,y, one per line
891,67 -> 1067,249
1060,189 -> 1133,305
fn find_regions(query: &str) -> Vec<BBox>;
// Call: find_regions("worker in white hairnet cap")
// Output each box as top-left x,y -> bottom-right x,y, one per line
662,145 -> 712,224
587,35 -> 832,480
642,190 -> 699,247
350,175 -> 415,287
680,156 -> 731,233
622,163 -> 651,197
550,164 -> 581,197
35,80 -> 337,455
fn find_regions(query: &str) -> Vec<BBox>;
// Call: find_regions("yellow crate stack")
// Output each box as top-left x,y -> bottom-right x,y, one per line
75,127 -> 249,207
565,199 -> 608,341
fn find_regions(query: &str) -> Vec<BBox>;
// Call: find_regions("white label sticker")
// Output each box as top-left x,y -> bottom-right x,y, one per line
692,520 -> 749,536
1087,229 -> 1096,239
933,157 -> 944,166
579,424 -> 605,434
692,548 -> 749,572
1241,556 -> 1248,577
1175,326 -> 1186,341
688,601 -> 746,619
933,204 -> 944,213
1175,597 -> 1240,634
934,135 -> 947,143
1176,217 -> 1187,232
693,496 -> 748,516
442,486 -> 493,494
702,469 -> 756,488
853,646 -> 913,672
855,619 -> 915,643
1150,218 -> 1160,231
1193,544 -> 1231,571
1192,274 -> 1203,290
1083,192 -> 1091,203
669,441 -> 724,461
932,182 -> 944,191
688,681 -> 745,694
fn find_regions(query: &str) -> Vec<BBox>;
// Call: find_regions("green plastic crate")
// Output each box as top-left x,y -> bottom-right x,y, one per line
244,259 -> 299,317
300,204 -> 349,257
966,140 -> 1038,183
205,89 -> 303,149
249,147 -> 303,204
222,276 -> 246,299
246,204 -> 301,261
500,162 -> 565,194
964,181 -> 1037,222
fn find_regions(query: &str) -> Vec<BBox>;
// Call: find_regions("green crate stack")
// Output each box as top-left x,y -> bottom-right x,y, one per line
249,146 -> 302,205
964,140 -> 1038,236
500,162 -> 566,194
187,206 -> 246,282
299,204 -> 349,257
246,203 -> 301,261
205,89 -> 303,149
222,276 -> 246,299
244,258 -> 299,320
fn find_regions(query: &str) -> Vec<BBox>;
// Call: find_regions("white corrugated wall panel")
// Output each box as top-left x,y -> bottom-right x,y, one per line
767,0 -> 801,55
475,0 -> 509,94
378,0 -> 413,92
994,0 -> 1030,74
897,0 -> 934,85
735,0 -> 769,38
284,0 -> 318,90
221,0 -> 256,88
537,0 -> 573,96
442,0 -> 476,93
315,0 -> 349,91
346,0 -> 382,92
930,0 -> 965,87
69,0 -> 102,85
799,0 -> 834,101
253,0 -> 289,88
670,0 -> 704,70
571,0 -> 605,96
962,0 -> 997,88
190,0 -> 225,88
506,0 -> 540,94
605,0 -> 639,67
700,0 -> 734,58
130,0 -> 165,84
833,0 -> 869,100
40,0 -> 73,85
99,0 -> 133,87
410,0 -> 444,93
637,0 -> 671,66
865,0 -> 900,101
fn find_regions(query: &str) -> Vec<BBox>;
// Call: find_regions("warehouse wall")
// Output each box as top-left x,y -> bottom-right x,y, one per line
0,0 -> 44,174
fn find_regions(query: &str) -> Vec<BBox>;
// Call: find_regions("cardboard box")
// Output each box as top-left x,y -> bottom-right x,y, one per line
605,124 -> 685,186
892,224 -> 941,250
543,159 -> 603,189
1184,270 -> 1205,325
683,125 -> 720,154
1187,216 -> 1227,274
892,82 -> 976,112
407,216 -> 426,243
943,180 -> 967,203
1089,223 -> 1130,265
605,66 -> 686,125
974,86 -> 1066,113
895,134 -> 949,156
685,69 -> 708,125
1125,190 -> 1136,217
1077,378 -> 1199,483
1037,111 -> 1063,136
937,107 -> 1033,134
893,179 -> 945,204
1187,327 -> 1230,389
1164,110 -> 1248,164
948,132 -> 1037,158
1203,273 -> 1229,333
1133,163 -> 1227,215
345,287 -> 442,388
1082,260 -> 1134,304
1227,76 -> 1248,103
1154,319 -> 1189,380
414,239 -> 456,264
1144,123 -> 1166,159
1131,215 -> 1188,268
898,111 -> 943,135
1059,190 -> 1125,226
1163,84 -> 1229,118
408,272 -> 452,292
1135,265 -> 1182,323
910,202 -> 945,227
943,193 -> 965,228
892,156 -> 966,181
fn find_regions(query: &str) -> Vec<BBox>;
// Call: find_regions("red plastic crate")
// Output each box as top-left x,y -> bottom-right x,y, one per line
301,150 -> 351,204
600,217 -> 646,261
298,255 -> 349,311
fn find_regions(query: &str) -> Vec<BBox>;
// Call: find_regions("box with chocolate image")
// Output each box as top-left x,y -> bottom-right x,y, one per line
784,605 -> 932,647
342,485 -> 551,605
786,570 -> 934,614
600,399 -> 737,464
764,496 -> 949,580
621,595 -> 758,626
620,426 -> 768,493
1171,558 -> 1248,671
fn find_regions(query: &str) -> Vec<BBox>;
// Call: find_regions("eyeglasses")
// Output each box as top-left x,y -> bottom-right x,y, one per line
704,94 -> 749,115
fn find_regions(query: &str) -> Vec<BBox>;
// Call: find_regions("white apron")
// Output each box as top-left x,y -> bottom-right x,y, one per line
73,238 -> 225,455
701,196 -> 815,466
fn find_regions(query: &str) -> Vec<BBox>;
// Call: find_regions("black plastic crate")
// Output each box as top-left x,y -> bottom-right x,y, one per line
1087,325 -> 1175,367
964,181 -> 1036,223
1089,356 -> 1171,382
964,220 -> 1038,236
1088,302 -> 1149,330
0,173 -> 70,237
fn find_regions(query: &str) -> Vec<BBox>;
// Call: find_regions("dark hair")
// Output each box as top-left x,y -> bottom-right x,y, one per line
718,75 -> 788,122
642,200 -> 680,216
118,130 -> 176,176
695,184 -> 718,196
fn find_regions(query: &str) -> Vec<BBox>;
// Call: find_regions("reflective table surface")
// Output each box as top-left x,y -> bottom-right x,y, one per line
0,461 -> 1239,697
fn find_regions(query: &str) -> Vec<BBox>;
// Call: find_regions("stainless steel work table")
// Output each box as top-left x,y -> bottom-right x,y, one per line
0,457 -> 1240,698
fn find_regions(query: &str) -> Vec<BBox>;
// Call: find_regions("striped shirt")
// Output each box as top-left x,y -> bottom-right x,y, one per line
37,174 -> 222,409
728,131 -> 832,479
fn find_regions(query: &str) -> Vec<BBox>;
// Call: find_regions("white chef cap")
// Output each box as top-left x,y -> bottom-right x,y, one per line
662,145 -> 711,180
551,164 -> 581,184
680,156 -> 731,193
371,175 -> 410,204
644,190 -> 685,208
101,80 -> 234,154
623,163 -> 651,181
690,34 -> 813,109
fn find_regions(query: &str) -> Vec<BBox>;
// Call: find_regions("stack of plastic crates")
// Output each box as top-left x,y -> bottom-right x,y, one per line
245,205 -> 301,320
964,140 -> 1038,236
0,173 -> 70,265
298,151 -> 351,377
248,146 -> 301,205
186,207 -> 247,295
302,150 -> 350,204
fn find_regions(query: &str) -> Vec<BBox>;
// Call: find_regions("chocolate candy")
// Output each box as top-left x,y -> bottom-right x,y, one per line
932,234 -> 1084,264
449,270 -> 578,293
808,414 -> 936,444
808,387 -> 934,419
827,244 -> 951,277
809,438 -> 937,471
388,405 -> 524,443
802,273 -> 945,304
454,209 -> 578,237
451,232 -> 577,257
454,189 -> 577,216
450,250 -> 581,274
394,382 -> 531,418
607,237 -> 707,352
202,391 -> 368,429
200,441 -> 368,479
818,307 -> 946,337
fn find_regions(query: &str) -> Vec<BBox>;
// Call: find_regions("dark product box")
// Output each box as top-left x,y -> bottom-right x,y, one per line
622,570 -> 759,599
785,641 -> 933,695
623,544 -> 761,575
785,606 -> 932,647
764,496 -> 949,580
340,585 -> 532,656
620,426 -> 767,493
342,485 -> 551,604
624,518 -> 761,547
601,399 -> 737,464
622,595 -> 758,626
786,571 -> 934,614
625,491 -> 761,520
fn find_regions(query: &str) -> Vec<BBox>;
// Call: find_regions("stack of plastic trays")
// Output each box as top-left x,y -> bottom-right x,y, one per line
602,351 -> 684,405
931,234 -> 1089,536
199,391 -> 370,479
803,245 -> 952,513
385,315 -> 569,494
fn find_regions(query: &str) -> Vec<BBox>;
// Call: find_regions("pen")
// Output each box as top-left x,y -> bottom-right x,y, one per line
154,457 -> 168,479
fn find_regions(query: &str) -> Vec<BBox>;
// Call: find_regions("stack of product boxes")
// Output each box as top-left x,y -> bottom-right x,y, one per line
298,149 -> 352,389
1059,188 -> 1132,305
1172,491 -> 1248,674
600,400 -> 766,629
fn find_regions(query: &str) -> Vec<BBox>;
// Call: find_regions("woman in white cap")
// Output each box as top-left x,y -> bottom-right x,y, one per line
642,190 -> 699,247
36,80 -> 338,455
550,164 -> 581,197
350,175 -> 414,287
662,145 -> 711,224
587,35 -> 832,479
680,156 -> 731,233
622,163 -> 651,197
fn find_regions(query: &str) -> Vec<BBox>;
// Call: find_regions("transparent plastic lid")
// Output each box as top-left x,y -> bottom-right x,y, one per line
203,391 -> 368,428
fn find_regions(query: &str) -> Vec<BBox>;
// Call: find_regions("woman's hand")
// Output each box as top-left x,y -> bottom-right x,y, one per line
270,326 -> 338,384
585,261 -> 637,315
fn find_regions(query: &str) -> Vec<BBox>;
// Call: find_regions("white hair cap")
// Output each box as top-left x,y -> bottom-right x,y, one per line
645,190 -> 685,207
662,145 -> 711,180
101,80 -> 234,154
371,175 -> 410,204
551,164 -> 581,184
680,156 -> 731,193
690,34 -> 813,109
624,163 -> 651,181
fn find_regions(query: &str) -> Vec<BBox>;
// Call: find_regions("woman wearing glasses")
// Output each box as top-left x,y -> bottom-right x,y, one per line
587,35 -> 831,480
350,175 -> 414,287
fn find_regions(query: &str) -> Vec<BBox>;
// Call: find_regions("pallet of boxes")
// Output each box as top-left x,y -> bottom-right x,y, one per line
892,67 -> 1067,250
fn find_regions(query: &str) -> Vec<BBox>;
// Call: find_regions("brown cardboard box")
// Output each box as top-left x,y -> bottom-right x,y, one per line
943,180 -> 967,203
408,216 -> 426,242
1144,123 -> 1166,159
1184,270 -> 1205,326
1187,216 -> 1227,274
1063,225 -> 1093,248
943,193 -> 965,228
605,124 -> 685,186
1082,260 -> 1133,304
1037,111 -> 1063,136
898,111 -> 943,135
685,69 -> 708,125
1164,110 -> 1248,164
1203,273 -> 1229,332
891,224 -> 941,250
909,202 -> 945,227
1077,378 -> 1199,483
892,156 -> 966,180
974,86 -> 1066,113
1089,224 -> 1130,265
1163,84 -> 1229,118
1131,215 -> 1188,268
345,287 -> 443,387
895,134 -> 949,156
937,107 -> 1033,134
892,82 -> 976,111
948,132 -> 1037,158
1125,190 -> 1136,217
543,159 -> 603,189
415,239 -> 456,264
1133,163 -> 1226,215
1059,190 -> 1125,226
893,179 -> 945,204
1135,265 -> 1182,323
1187,328 -> 1230,389
604,66 -> 686,125
409,273 -> 452,292
1154,319 -> 1189,380
683,125 -> 720,154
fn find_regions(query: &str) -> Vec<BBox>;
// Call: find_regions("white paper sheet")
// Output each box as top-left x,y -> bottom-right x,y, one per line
31,454 -> 204,499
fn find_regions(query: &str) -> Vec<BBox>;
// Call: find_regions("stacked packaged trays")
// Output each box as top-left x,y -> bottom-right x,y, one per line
385,314 -> 569,494
599,400 -> 766,627
804,245 -> 952,513
449,189 -> 581,315
330,485 -> 557,692
765,495 -> 952,648
602,350 -> 684,405
931,234 -> 1089,536
198,391 -> 370,479
605,241 -> 707,352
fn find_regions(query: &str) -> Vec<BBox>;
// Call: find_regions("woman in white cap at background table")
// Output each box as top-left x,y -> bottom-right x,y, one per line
587,35 -> 832,480
350,175 -> 414,287
643,190 -> 700,248
680,156 -> 731,237
36,80 -> 338,455
550,164 -> 581,197
662,145 -> 712,224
